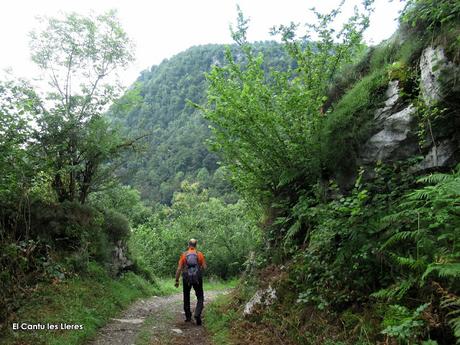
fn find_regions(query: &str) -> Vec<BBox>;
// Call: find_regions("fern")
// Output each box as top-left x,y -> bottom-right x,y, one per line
390,254 -> 426,271
422,263 -> 460,281
378,165 -> 460,340
371,278 -> 416,301
383,230 -> 421,248
417,166 -> 460,185
283,220 -> 302,246
440,294 -> 460,343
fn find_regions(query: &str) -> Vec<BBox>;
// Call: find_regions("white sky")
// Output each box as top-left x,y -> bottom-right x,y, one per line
0,0 -> 405,88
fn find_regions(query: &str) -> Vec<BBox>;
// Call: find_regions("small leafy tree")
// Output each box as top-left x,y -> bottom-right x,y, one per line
200,2 -> 374,201
0,79 -> 46,238
29,10 -> 135,203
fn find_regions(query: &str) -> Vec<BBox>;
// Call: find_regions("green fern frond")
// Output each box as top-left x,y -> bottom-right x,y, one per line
381,210 -> 413,225
383,230 -> 420,248
422,263 -> 460,281
390,254 -> 426,270
409,186 -> 437,200
371,278 -> 415,301
418,173 -> 454,185
283,220 -> 302,247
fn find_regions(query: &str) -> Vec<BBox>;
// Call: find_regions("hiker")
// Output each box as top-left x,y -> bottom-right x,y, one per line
175,238 -> 207,325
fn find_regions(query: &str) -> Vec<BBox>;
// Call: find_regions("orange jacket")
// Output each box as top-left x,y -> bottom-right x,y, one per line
178,247 -> 206,269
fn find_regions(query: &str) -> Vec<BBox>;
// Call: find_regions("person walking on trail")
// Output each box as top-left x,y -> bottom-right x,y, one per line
175,238 -> 207,325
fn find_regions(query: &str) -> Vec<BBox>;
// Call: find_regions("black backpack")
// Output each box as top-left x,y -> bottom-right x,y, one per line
183,251 -> 201,285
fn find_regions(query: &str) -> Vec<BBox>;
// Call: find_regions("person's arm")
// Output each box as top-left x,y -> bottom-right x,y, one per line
175,256 -> 183,287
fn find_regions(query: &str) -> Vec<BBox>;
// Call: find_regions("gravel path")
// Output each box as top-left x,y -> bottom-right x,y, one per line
87,290 -> 227,345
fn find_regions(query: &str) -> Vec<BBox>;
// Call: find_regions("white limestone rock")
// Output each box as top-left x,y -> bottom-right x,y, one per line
243,285 -> 277,317
362,105 -> 417,163
420,46 -> 451,105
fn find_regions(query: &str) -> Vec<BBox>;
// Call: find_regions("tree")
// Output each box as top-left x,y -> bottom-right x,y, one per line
29,10 -> 135,203
0,80 -> 36,239
200,3 -> 374,201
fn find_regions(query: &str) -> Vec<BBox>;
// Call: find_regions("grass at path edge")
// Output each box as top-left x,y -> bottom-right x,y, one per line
1,264 -> 238,345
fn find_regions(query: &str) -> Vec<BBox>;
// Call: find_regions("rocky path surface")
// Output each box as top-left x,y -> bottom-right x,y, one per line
87,290 -> 227,345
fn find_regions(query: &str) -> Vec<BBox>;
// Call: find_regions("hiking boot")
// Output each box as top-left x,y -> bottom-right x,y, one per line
195,316 -> 202,326
185,317 -> 191,322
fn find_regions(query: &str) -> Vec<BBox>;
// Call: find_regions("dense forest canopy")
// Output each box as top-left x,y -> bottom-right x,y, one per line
109,42 -> 294,205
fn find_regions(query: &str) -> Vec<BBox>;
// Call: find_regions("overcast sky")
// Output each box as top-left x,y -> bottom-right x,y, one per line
0,0 -> 405,88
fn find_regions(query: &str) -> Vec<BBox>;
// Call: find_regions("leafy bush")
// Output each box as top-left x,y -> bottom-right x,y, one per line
89,184 -> 151,227
401,0 -> 460,62
201,3 -> 374,200
103,209 -> 130,243
28,200 -> 103,250
381,304 -> 431,344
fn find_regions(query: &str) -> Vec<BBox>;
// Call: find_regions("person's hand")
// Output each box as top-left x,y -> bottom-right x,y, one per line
174,280 -> 179,288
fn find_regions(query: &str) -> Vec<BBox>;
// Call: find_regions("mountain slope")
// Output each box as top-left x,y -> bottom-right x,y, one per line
110,42 -> 292,204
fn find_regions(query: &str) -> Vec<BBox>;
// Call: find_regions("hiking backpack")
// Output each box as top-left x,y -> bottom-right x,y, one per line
183,251 -> 201,285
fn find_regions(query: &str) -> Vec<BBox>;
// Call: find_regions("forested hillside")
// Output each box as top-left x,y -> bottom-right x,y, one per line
109,42 -> 292,204
1,1 -> 459,344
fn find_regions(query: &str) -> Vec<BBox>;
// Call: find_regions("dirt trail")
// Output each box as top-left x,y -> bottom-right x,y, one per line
87,290 -> 227,345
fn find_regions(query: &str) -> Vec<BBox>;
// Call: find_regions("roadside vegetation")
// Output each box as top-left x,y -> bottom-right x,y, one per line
202,0 -> 460,344
1,263 -> 158,345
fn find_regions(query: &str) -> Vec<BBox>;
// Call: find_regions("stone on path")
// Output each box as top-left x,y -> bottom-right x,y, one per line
111,318 -> 145,324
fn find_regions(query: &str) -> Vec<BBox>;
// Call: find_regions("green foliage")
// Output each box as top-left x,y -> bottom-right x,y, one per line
381,303 -> 430,344
380,166 -> 460,285
206,293 -> 238,345
110,42 -> 290,204
28,10 -> 135,204
369,40 -> 399,72
197,1 -> 460,344
0,12 -> 144,326
199,3 -> 375,200
89,184 -> 151,227
401,0 -> 460,34
441,293 -> 460,342
322,68 -> 388,175
401,0 -> 460,62
102,209 -> 130,243
129,181 -> 261,278
0,79 -> 49,240
0,198 -> 138,324
289,171 -> 386,310
373,166 -> 460,343
0,263 -> 160,345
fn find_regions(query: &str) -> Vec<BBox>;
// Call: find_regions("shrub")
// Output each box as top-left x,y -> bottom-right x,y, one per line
102,209 -> 130,243
29,200 -> 103,251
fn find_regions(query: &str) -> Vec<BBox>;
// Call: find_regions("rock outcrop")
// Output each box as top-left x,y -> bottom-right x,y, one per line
243,285 -> 277,317
360,80 -> 419,166
415,139 -> 459,171
419,46 -> 456,105
111,240 -> 133,275
358,45 -> 459,174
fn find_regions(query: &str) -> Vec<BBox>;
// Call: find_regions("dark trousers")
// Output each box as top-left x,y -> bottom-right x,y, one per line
182,278 -> 204,319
